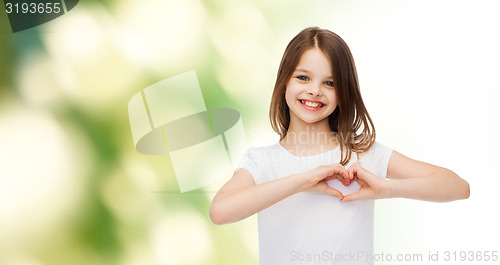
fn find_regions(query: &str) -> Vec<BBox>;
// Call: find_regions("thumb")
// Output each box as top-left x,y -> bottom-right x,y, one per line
326,187 -> 344,199
340,191 -> 363,202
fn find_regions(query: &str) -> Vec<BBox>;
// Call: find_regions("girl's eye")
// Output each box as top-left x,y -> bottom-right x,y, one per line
297,76 -> 309,81
324,81 -> 334,87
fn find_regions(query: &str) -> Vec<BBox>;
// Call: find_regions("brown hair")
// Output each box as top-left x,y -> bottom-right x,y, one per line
269,27 -> 376,166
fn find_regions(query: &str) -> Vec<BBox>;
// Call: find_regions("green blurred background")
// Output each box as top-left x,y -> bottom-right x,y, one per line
1,0 -> 499,264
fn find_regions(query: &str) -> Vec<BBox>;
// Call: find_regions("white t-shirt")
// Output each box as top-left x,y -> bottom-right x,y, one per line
236,141 -> 393,265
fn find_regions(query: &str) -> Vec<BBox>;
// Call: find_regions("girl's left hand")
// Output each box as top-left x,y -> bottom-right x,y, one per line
340,163 -> 390,202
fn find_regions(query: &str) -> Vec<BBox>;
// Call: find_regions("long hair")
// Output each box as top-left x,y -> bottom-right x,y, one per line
269,27 -> 376,166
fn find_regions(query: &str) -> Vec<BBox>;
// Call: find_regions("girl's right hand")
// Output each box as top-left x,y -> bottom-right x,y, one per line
302,164 -> 352,199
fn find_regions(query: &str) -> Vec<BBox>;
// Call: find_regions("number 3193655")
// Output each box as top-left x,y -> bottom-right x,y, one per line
5,2 -> 62,14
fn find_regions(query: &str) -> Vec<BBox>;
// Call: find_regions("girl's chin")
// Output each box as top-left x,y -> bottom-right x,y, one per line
292,114 -> 330,125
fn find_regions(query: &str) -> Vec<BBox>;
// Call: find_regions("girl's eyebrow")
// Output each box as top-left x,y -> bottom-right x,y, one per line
295,68 -> 310,73
294,68 -> 333,79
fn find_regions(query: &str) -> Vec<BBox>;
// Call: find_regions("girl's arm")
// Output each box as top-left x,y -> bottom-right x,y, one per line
340,150 -> 470,202
384,150 -> 470,201
209,164 -> 351,225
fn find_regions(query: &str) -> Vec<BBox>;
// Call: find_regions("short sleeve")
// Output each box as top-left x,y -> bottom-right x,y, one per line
360,141 -> 394,179
235,147 -> 261,184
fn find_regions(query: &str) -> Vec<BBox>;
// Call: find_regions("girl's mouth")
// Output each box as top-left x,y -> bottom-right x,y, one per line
298,99 -> 325,111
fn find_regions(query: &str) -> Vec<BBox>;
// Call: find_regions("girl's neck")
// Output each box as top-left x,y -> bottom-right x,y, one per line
280,119 -> 339,156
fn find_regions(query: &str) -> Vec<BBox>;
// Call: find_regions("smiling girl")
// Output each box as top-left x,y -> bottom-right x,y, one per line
210,27 -> 470,265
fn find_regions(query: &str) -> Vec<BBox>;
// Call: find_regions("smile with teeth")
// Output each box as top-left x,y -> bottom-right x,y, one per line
299,99 -> 324,108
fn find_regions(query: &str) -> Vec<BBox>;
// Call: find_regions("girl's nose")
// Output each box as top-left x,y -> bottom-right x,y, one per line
307,83 -> 321,97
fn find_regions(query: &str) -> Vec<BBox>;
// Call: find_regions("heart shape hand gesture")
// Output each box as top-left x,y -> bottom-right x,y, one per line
340,163 -> 390,202
303,163 -> 389,201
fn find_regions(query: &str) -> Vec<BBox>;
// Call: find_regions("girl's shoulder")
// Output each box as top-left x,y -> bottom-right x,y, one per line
357,141 -> 393,177
365,141 -> 392,154
358,141 -> 392,159
244,142 -> 282,158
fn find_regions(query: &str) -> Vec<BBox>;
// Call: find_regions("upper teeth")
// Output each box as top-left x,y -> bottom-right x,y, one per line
301,100 -> 322,108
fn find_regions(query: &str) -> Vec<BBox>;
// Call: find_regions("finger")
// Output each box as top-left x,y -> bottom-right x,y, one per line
334,172 -> 345,182
331,164 -> 349,179
319,181 -> 344,198
325,173 -> 343,181
326,187 -> 344,199
350,165 -> 378,185
347,163 -> 358,172
342,177 -> 353,186
340,191 -> 363,202
332,172 -> 351,186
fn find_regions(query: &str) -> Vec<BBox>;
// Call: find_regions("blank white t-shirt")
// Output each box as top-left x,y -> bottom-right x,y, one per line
236,141 -> 393,265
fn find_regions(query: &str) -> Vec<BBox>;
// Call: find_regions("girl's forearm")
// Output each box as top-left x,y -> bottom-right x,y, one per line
386,168 -> 470,202
210,174 -> 306,225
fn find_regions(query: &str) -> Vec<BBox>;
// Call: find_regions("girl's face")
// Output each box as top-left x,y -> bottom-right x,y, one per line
285,47 -> 338,126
